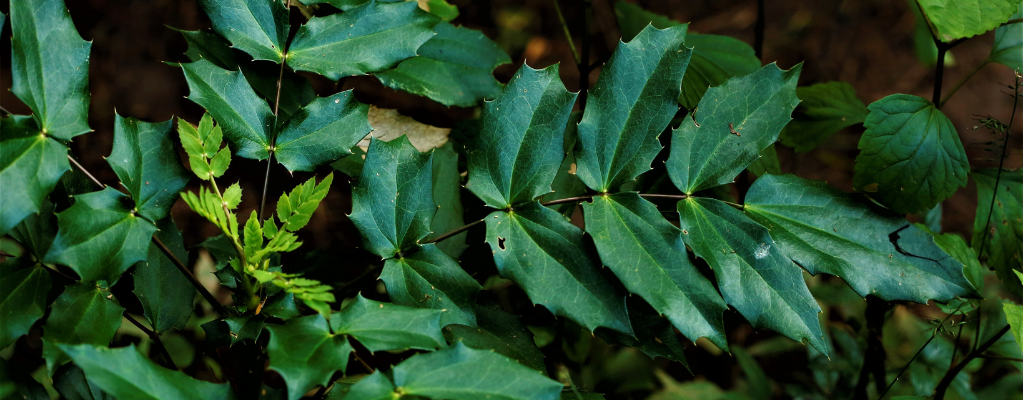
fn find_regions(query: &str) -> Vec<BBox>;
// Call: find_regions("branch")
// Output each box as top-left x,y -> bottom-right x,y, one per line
853,296 -> 889,400
933,325 -> 1011,399
551,0 -> 580,65
124,313 -> 178,370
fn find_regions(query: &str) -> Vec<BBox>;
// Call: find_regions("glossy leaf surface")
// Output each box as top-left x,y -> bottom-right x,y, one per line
779,82 -> 868,153
42,283 -> 125,372
132,219 -> 194,333
0,116 -> 69,235
267,314 -> 353,400
275,91 -> 372,172
330,295 -> 446,352
382,244 -> 481,327
108,116 -> 190,221
197,0 -> 288,63
972,169 -> 1023,296
182,59 -> 274,160
62,344 -> 235,399
918,0 -> 1020,40
0,258 -> 52,349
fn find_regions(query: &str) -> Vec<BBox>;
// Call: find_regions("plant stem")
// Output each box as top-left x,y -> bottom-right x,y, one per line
853,296 -> 889,400
207,177 -> 259,310
933,43 -> 948,106
579,0 -> 592,109
124,313 -> 178,370
421,218 -> 485,245
551,0 -> 580,65
878,334 -> 935,400
755,0 -> 765,60
979,354 -> 1023,363
933,325 -> 1011,399
258,0 -> 294,222
938,60 -> 990,108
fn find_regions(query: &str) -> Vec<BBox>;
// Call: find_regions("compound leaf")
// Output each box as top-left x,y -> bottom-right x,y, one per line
0,115 -> 70,235
991,6 -> 1023,71
779,82 -> 868,153
108,115 -> 190,221
918,0 -> 1020,41
182,59 -> 274,160
329,295 -> 446,352
275,91 -> 372,172
61,344 -> 235,399
267,314 -> 353,400
0,257 -> 52,349
42,283 -> 125,372
197,0 -> 288,63
382,244 -> 481,327
132,218 -> 195,333
972,169 -> 1023,296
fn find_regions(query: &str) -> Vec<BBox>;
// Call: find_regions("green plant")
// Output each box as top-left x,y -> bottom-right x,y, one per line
1,0 -> 1022,399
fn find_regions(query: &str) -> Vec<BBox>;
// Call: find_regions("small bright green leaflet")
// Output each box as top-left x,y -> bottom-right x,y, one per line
10,0 -> 92,140
743,174 -> 977,304
349,136 -> 434,258
485,203 -> 634,335
464,64 -> 577,208
108,115 -> 190,221
267,314 -> 353,400
443,301 -> 547,373
182,59 -> 274,160
574,24 -> 690,192
0,115 -> 70,235
677,197 -> 827,355
376,21 -> 510,107
972,169 -> 1023,296
61,344 -> 235,399
0,257 -> 52,349
426,142 -> 468,257
917,0 -> 1020,41
132,218 -> 195,333
330,295 -> 446,352
779,82 -> 868,153
991,6 -> 1023,71
197,0 -> 288,63
582,193 -> 728,349
287,0 -> 440,80
853,94 -> 968,214
1006,296 -> 1023,353
274,90 -> 372,172
42,283 -> 125,372
910,0 -> 946,66
53,364 -> 112,400
382,244 -> 481,327
44,187 -> 159,283
667,63 -> 801,194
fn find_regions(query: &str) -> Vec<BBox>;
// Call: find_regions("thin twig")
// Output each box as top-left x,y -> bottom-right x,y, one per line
754,0 -> 765,60
353,352 -> 375,373
939,60 -> 990,108
67,155 -> 104,187
551,0 -> 580,65
421,218 -> 485,245
878,334 -> 935,400
933,325 -> 1011,399
933,42 -> 948,106
979,354 -> 1023,363
976,73 -> 1020,263
258,0 -> 294,222
124,313 -> 178,370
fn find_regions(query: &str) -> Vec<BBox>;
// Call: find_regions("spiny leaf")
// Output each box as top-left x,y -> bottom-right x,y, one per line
282,173 -> 332,231
991,6 -> 1023,71
350,137 -> 434,258
329,295 -> 446,352
275,91 -> 372,172
485,203 -> 634,335
10,0 -> 92,140
44,187 -> 159,283
542,111 -> 588,215
52,364 -> 112,400
680,33 -> 762,110
426,142 -> 468,257
224,182 -> 243,209
678,197 -> 827,355
209,147 -> 231,177
382,244 -> 481,327
182,59 -> 274,160
243,211 -> 262,259
108,115 -> 190,221
853,94 -> 968,214
574,24 -> 691,192
972,168 -> 1023,297
779,82 -> 868,153
132,218 -> 195,333
0,115 -> 70,235
267,314 -> 353,400
42,283 -> 125,372
667,63 -> 801,194
287,0 -> 440,80
464,63 -> 578,208
8,197 -> 57,259
0,257 -> 52,349
197,0 -> 288,63
918,0 -> 1020,41
443,300 -> 547,373
61,344 -> 235,399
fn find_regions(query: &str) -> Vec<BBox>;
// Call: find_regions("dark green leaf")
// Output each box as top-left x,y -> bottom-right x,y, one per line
574,24 -> 690,192
582,193 -> 728,349
747,144 -> 781,177
182,59 -> 274,160
667,63 -> 801,194
926,226 -> 984,294
330,295 -> 446,352
350,136 -> 434,258
267,314 -> 353,400
853,94 -> 968,214
443,301 -> 547,373
681,33 -> 761,110
0,115 -> 70,235
426,142 -> 468,257
779,82 -> 868,153
132,218 -> 194,333
108,115 -> 190,221
382,244 -> 481,327
598,299 -> 691,366
275,91 -> 372,172
330,145 -> 366,177
10,0 -> 92,140
918,0 -> 1019,41
197,0 -> 288,63
485,203 -> 633,335
0,258 -> 52,349
287,0 -> 440,80
465,64 -> 577,208
925,203 -> 943,233
991,6 -> 1023,71
972,168 -> 1023,296
53,363 -> 113,400
341,371 -> 395,400
45,187 -> 158,283
42,283 -> 125,372
376,21 -> 510,107
542,112 -> 588,216
733,347 -> 771,400
202,315 -> 265,348
176,28 -> 239,70
678,197 -> 827,354
613,0 -> 680,41
8,195 -> 57,260
61,344 -> 235,399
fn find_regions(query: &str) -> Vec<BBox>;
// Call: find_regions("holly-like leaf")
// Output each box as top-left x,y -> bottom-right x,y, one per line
275,91 -> 372,172
42,283 -> 125,372
443,301 -> 547,373
582,193 -> 728,349
182,59 -> 274,160
350,137 -> 434,258
853,94 -> 968,214
0,115 -> 70,235
108,115 -> 190,221
613,0 -> 680,41
0,257 -> 52,349
744,174 -> 978,303
341,371 -> 395,400
918,0 -> 1020,41
287,0 -> 440,80
197,0 -> 288,63
330,295 -> 446,352
574,24 -> 690,192
464,64 -> 577,208
678,197 -> 827,354
53,364 -> 112,400
8,197 -> 57,259
382,244 -> 481,327
991,6 -> 1023,71
779,82 -> 868,153
61,344 -> 235,399
45,188 -> 159,283
972,169 -> 1023,296
267,314 -> 353,400
667,63 -> 801,194
426,142 -> 468,257
375,22 -> 511,107
680,33 -> 762,110
132,218 -> 195,333
10,0 -> 92,140
485,203 -> 633,335
599,299 -> 691,366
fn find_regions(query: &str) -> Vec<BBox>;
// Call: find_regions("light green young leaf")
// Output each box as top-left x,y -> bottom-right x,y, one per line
744,175 -> 979,303
375,22 -> 511,107
426,142 -> 468,257
991,6 -> 1023,71
853,94 -> 968,214
108,115 -> 190,221
223,182 -> 242,209
62,344 -> 235,399
926,226 -> 984,294
0,115 -> 70,235
424,0 -> 458,20
275,91 -> 372,172
1007,299 -> 1023,353
383,244 -> 481,327
132,218 -> 195,333
972,168 -> 1023,297
779,82 -> 868,153
181,59 -> 274,160
42,283 -> 125,372
678,197 -> 827,355
197,0 -> 288,63
574,24 -> 690,192
209,147 -> 231,177
45,187 -> 159,283
263,214 -> 278,239
485,203 -> 634,336
284,173 -> 332,232
243,211 -> 262,259
350,137 -> 434,258
0,257 -> 52,349
267,314 -> 353,400
330,295 -> 446,352
583,193 -> 728,349
918,0 -> 1020,41
10,0 -> 92,140
464,64 -> 577,208
667,63 -> 801,194
287,0 -> 440,80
